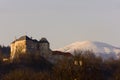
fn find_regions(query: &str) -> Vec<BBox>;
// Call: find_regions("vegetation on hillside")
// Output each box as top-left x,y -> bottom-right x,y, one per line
0,51 -> 120,80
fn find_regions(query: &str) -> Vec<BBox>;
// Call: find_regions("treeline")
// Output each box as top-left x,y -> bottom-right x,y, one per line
0,51 -> 120,80
0,45 -> 10,57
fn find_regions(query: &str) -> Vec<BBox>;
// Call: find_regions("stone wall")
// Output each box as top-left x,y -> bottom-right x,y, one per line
10,40 -> 26,59
26,40 -> 38,54
10,38 -> 51,59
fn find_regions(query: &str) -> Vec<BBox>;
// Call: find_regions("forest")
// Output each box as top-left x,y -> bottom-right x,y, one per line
0,50 -> 120,80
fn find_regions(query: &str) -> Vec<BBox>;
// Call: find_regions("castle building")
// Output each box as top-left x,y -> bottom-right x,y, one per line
10,35 -> 51,59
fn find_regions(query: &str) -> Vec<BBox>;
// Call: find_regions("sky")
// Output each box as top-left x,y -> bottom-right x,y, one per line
0,0 -> 120,49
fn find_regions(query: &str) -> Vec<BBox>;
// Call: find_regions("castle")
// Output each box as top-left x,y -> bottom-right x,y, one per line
10,35 -> 51,59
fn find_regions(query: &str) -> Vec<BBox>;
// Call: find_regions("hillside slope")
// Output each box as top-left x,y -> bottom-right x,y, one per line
57,41 -> 120,59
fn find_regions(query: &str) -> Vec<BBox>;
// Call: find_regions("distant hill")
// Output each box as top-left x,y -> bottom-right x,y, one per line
57,41 -> 120,59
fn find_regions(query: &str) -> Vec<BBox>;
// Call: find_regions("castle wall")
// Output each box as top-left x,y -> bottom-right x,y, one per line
39,43 -> 50,56
10,40 -> 26,59
39,43 -> 49,51
10,43 -> 15,59
26,40 -> 38,54
10,36 -> 51,60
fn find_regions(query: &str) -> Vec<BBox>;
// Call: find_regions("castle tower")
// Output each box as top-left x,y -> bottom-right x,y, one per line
39,37 -> 50,56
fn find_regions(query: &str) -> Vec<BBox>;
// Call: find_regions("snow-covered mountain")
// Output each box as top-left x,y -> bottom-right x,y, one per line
57,41 -> 120,59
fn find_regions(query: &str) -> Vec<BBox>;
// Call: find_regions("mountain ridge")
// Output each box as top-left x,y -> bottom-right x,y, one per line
56,41 -> 120,59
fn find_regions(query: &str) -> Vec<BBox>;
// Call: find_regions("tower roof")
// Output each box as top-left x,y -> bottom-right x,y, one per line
17,35 -> 31,41
39,37 -> 49,43
11,35 -> 38,43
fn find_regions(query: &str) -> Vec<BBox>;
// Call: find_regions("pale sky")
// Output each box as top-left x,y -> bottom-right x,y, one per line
0,0 -> 120,49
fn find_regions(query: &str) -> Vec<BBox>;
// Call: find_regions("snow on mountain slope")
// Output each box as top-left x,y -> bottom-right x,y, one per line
57,41 -> 120,59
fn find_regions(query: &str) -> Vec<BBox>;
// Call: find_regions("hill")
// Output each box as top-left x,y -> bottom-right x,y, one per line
57,41 -> 120,59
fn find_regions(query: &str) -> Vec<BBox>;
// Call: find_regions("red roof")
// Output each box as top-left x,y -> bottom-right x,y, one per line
52,51 -> 73,57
